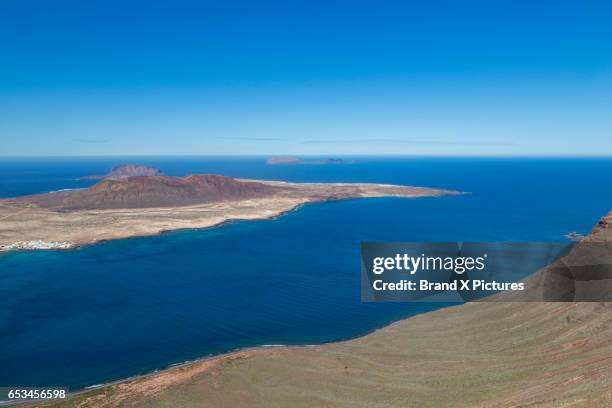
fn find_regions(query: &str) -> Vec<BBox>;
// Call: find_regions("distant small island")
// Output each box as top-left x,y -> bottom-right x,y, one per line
266,156 -> 355,165
79,164 -> 164,180
0,164 -> 459,250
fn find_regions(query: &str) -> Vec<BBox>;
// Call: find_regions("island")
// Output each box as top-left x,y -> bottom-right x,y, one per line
0,165 -> 458,250
266,156 -> 355,165
78,164 -> 164,180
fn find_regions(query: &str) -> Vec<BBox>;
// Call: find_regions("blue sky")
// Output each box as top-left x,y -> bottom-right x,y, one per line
1,0 -> 611,156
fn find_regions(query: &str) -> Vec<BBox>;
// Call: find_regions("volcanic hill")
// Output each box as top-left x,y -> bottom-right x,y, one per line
24,174 -> 278,210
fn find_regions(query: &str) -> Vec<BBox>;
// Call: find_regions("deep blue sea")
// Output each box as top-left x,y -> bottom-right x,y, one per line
1,157 -> 611,389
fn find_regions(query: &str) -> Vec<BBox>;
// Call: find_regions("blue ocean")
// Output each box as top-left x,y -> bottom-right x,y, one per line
1,157 -> 611,389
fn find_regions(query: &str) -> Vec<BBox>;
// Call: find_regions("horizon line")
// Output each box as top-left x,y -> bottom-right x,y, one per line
1,154 -> 612,159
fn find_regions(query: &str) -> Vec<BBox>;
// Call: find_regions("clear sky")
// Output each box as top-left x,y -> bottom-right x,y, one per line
1,0 -> 611,156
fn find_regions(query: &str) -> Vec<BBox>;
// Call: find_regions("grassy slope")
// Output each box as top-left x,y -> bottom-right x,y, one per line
40,215 -> 612,408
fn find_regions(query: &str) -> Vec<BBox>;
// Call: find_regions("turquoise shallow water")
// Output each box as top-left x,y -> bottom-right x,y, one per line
1,157 -> 611,388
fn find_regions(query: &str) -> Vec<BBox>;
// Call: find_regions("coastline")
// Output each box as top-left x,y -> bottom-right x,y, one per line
0,180 -> 458,251
32,303 -> 448,400
26,307 -> 450,408
0,200 -> 305,252
29,210 -> 612,408
33,301 -> 612,408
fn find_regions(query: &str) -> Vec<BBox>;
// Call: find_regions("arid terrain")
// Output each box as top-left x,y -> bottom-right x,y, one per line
30,212 -> 612,408
0,170 -> 455,249
24,174 -> 278,210
266,156 -> 353,165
